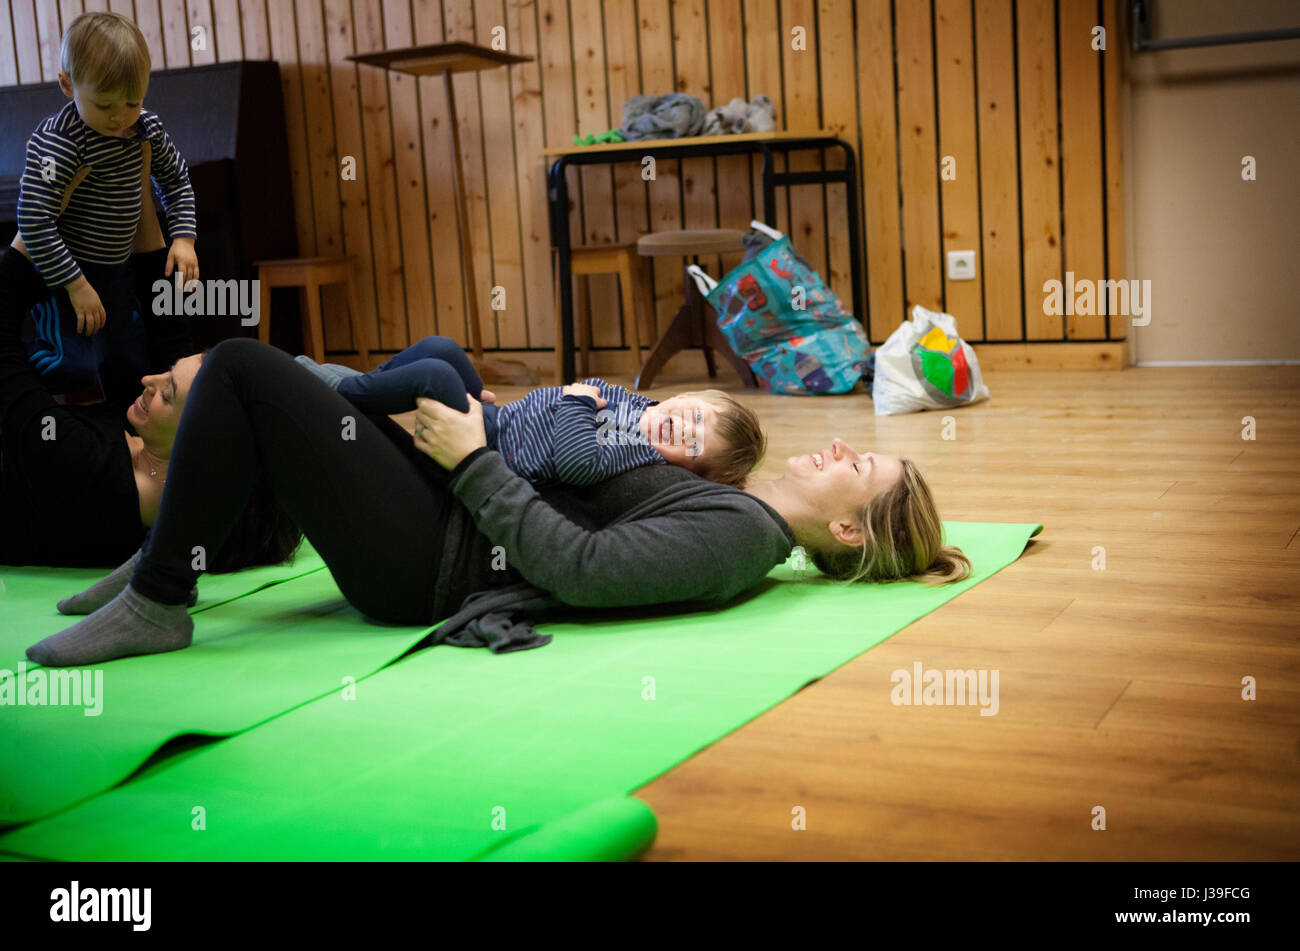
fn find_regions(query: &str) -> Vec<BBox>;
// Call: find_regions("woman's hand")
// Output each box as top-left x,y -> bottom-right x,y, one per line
413,394 -> 488,470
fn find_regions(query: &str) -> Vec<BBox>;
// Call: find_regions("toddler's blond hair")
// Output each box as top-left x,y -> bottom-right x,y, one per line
61,12 -> 151,99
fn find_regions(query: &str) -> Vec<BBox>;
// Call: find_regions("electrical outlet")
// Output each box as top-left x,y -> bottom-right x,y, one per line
947,250 -> 976,281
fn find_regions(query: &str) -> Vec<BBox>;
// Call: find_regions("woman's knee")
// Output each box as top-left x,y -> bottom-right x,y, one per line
197,338 -> 301,403
204,337 -> 299,378
206,336 -> 271,367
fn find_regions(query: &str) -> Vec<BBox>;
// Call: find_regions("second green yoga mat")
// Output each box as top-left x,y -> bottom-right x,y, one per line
0,546 -> 437,825
0,522 -> 1040,861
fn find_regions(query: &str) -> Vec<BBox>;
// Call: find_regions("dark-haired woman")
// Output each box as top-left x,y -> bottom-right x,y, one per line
0,243 -> 298,571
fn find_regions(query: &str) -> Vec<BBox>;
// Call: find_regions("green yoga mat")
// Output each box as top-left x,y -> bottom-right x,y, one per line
0,522 -> 1040,861
0,555 -> 437,826
478,796 -> 659,861
0,539 -> 327,670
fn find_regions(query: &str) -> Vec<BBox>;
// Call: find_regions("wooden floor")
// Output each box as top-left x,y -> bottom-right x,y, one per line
491,363 -> 1300,860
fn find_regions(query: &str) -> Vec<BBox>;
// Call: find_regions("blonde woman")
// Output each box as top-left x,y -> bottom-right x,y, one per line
29,339 -> 969,666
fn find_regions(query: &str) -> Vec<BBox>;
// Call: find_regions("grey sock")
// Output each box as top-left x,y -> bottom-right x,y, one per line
28,584 -> 194,667
58,548 -> 197,615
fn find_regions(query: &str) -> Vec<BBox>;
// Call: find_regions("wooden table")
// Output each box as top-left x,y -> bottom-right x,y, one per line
545,131 -> 863,384
349,42 -> 535,384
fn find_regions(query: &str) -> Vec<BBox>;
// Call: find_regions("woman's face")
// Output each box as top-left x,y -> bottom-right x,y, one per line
785,438 -> 904,523
126,353 -> 204,446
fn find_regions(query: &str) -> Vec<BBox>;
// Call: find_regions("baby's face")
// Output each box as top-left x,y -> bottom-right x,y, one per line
60,73 -> 143,138
640,394 -> 720,470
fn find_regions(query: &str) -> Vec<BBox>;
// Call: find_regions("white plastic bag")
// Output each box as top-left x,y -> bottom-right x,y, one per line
871,305 -> 990,415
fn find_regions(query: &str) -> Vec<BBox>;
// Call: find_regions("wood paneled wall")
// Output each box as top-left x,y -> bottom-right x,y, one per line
1,0 -> 1128,363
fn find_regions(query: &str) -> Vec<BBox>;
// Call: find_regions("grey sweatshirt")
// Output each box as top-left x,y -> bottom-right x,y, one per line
426,447 -> 796,652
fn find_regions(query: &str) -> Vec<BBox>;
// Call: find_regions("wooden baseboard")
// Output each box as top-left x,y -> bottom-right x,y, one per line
970,340 -> 1128,371
492,342 -> 1132,377
333,341 -> 1129,380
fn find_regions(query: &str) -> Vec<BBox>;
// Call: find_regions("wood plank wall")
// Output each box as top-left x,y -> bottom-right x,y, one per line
0,0 -> 1128,363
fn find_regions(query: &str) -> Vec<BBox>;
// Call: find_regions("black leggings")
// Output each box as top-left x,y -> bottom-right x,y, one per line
132,338 -> 450,624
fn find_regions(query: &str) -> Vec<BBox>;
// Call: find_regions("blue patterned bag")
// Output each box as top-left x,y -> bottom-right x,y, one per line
689,222 -> 871,395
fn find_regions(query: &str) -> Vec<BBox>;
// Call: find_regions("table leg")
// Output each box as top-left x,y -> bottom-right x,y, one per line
303,281 -> 326,364
257,277 -> 272,345
759,144 -> 777,226
549,158 -> 575,384
344,262 -> 371,368
839,142 -> 865,326
444,73 -> 536,386
444,70 -> 483,359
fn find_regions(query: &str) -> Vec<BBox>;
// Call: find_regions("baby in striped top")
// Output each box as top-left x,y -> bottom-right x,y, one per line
296,335 -> 767,489
8,11 -> 198,401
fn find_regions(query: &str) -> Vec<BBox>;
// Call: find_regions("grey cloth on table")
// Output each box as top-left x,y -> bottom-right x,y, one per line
701,95 -> 777,136
619,93 -> 706,140
295,353 -> 363,389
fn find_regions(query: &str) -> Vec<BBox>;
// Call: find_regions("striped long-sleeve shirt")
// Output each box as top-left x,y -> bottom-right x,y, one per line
496,378 -> 667,486
17,101 -> 197,288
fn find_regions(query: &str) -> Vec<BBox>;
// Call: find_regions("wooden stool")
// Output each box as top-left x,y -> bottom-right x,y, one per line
553,242 -> 650,384
635,229 -> 757,391
254,256 -> 369,367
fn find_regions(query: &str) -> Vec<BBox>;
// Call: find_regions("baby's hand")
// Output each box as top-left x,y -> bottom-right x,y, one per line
479,388 -> 497,404
562,383 -> 607,408
166,237 -> 200,289
66,277 -> 106,335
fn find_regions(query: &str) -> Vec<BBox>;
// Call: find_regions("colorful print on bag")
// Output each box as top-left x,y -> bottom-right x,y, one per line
704,231 -> 870,395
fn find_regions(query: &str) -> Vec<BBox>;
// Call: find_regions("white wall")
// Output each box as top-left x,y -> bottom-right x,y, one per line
1126,0 -> 1300,364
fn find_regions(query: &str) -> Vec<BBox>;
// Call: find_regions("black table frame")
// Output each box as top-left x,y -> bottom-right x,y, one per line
546,135 -> 862,384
